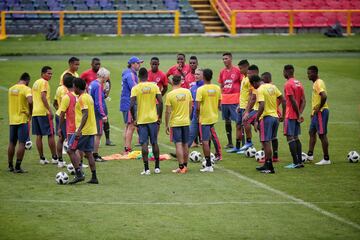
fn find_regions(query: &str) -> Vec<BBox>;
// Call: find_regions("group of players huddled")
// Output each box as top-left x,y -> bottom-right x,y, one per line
7,52 -> 330,184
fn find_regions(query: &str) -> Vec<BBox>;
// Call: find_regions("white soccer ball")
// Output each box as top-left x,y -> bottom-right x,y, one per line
210,153 -> 216,163
245,147 -> 257,158
55,172 -> 69,185
347,151 -> 359,163
201,156 -> 215,168
25,140 -> 32,150
255,150 -> 265,162
301,152 -> 308,163
189,151 -> 202,162
67,163 -> 76,175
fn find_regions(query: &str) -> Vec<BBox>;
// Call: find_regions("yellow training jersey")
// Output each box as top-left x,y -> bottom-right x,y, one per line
8,84 -> 32,125
257,83 -> 282,120
165,88 -> 192,127
54,85 -> 69,116
312,78 -> 328,115
59,70 -> 79,86
196,84 -> 221,125
251,87 -> 259,111
32,78 -> 50,116
75,93 -> 97,135
239,76 -> 251,109
131,82 -> 161,124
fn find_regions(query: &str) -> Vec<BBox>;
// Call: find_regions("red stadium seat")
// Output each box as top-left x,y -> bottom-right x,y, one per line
251,15 -> 265,28
275,16 -> 289,27
236,15 -> 252,28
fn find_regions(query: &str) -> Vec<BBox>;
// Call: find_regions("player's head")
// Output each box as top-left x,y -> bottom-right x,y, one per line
177,53 -> 186,66
128,56 -> 143,71
203,68 -> 213,82
150,57 -> 160,72
249,75 -> 262,89
261,72 -> 272,83
97,67 -> 110,82
238,59 -> 250,75
195,68 -> 203,81
172,75 -> 182,86
68,57 -> 80,72
307,65 -> 318,81
73,77 -> 86,95
138,67 -> 148,82
63,74 -> 74,89
91,57 -> 101,72
41,66 -> 52,81
189,56 -> 198,71
283,64 -> 294,79
222,52 -> 232,67
247,64 -> 259,78
20,72 -> 30,85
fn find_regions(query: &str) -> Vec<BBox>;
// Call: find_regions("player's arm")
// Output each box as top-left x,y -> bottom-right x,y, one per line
130,96 -> 137,125
243,92 -> 255,121
196,101 -> 201,120
289,95 -> 300,119
41,91 -> 53,119
189,100 -> 193,120
278,95 -> 285,122
256,101 -> 264,123
161,85 -> 168,96
156,94 -> 163,123
96,85 -> 106,119
27,95 -> 33,117
76,109 -> 88,138
105,79 -> 111,98
58,111 -> 65,138
165,105 -> 171,135
314,91 -> 327,114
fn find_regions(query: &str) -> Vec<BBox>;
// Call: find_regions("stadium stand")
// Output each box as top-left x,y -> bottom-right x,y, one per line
1,0 -> 205,35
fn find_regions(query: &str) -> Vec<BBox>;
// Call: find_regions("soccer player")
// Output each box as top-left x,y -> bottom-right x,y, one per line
196,68 -> 222,173
165,75 -> 192,173
130,68 -> 163,175
120,56 -> 143,154
250,75 -> 285,174
89,67 -> 110,162
283,65 -> 306,168
8,73 -> 33,173
218,52 -> 242,149
307,65 -> 331,165
183,56 -> 198,89
59,57 -> 80,86
166,53 -> 191,86
67,78 -> 98,184
53,73 -> 73,168
147,57 -> 168,96
32,66 -> 58,164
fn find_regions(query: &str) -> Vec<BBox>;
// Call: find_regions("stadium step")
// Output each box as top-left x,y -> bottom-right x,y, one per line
189,0 -> 227,34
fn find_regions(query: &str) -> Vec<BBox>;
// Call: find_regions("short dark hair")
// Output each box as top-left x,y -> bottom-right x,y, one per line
91,57 -> 100,63
73,78 -> 86,91
203,68 -> 213,81
223,52 -> 232,57
284,64 -> 294,72
63,74 -> 74,88
172,75 -> 182,85
151,57 -> 159,62
20,72 -> 30,82
249,75 -> 261,85
261,72 -> 272,83
189,56 -> 198,61
177,53 -> 185,58
308,65 -> 318,74
238,59 -> 249,66
68,57 -> 80,64
138,67 -> 148,81
248,64 -> 259,72
41,66 -> 52,74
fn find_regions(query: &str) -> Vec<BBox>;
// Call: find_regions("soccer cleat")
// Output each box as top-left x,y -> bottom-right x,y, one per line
13,168 -> 28,173
284,163 -> 296,169
94,155 -> 105,162
236,150 -> 245,154
295,163 -> 304,168
315,159 -> 331,165
81,163 -> 89,168
51,158 -> 58,164
224,144 -> 234,149
260,169 -> 275,174
307,155 -> 314,161
170,153 -> 177,158
272,157 -> 280,162
226,147 -> 240,153
105,140 -> 116,146
68,175 -> 85,184
57,161 -> 66,168
39,159 -> 50,165
87,178 -> 99,184
214,154 -> 222,161
8,166 -> 14,172
154,168 -> 161,174
256,164 -> 267,171
200,166 -> 214,172
238,142 -> 253,152
140,169 -> 151,175
181,167 -> 188,173
172,168 -> 181,173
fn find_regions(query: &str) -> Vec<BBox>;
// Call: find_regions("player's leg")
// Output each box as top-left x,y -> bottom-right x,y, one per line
285,119 -> 299,168
210,126 -> 222,161
315,109 -> 330,165
307,114 -> 318,161
238,110 -> 256,152
67,133 -> 85,184
188,117 -> 198,148
256,117 -> 275,173
138,124 -> 150,174
271,138 -> 279,162
104,119 -> 115,146
228,108 -> 243,153
8,125 -> 17,171
44,115 -> 58,163
14,124 -> 29,173
222,105 -> 233,148
182,126 -> 190,171
200,125 -> 214,172
93,118 -> 104,162
150,123 -> 160,173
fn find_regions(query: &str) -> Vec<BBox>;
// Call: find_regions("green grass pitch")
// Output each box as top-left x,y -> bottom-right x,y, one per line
0,35 -> 359,240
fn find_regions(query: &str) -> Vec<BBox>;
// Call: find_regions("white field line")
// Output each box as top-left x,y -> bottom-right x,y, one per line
0,85 -> 8,91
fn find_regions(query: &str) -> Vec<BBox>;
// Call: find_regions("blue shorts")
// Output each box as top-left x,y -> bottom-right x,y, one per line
259,116 -> 279,142
309,109 -> 329,135
9,123 -> 29,144
96,117 -> 103,135
32,115 -> 54,136
138,122 -> 158,145
200,124 -> 214,141
245,110 -> 257,125
68,134 -> 95,152
221,104 -> 238,121
55,115 -> 67,137
237,108 -> 245,125
284,118 -> 301,136
171,126 -> 190,143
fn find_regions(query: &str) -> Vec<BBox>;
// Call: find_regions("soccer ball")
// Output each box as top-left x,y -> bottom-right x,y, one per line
67,163 -> 76,175
55,172 -> 69,185
210,153 -> 216,162
245,147 -> 257,158
301,152 -> 309,163
255,150 -> 265,162
189,151 -> 202,162
347,151 -> 359,163
25,140 -> 32,150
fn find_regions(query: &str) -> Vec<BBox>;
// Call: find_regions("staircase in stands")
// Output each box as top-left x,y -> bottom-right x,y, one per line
188,0 -> 227,33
